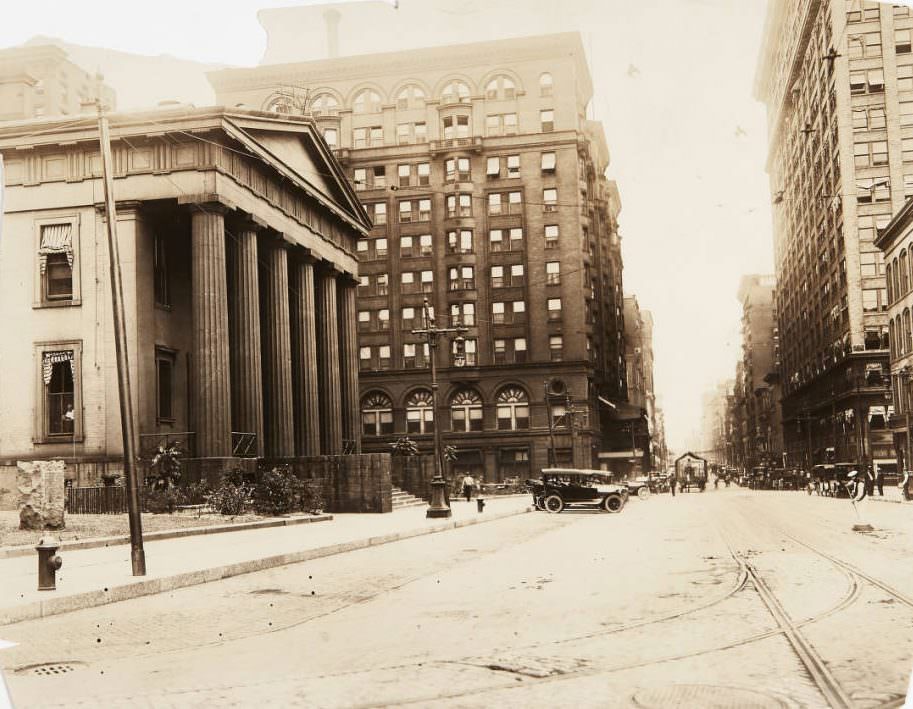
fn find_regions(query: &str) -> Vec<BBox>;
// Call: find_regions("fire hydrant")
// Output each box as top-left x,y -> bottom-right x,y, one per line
476,497 -> 486,513
36,537 -> 63,591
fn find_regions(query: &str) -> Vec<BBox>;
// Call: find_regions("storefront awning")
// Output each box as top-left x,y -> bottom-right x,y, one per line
599,397 -> 644,421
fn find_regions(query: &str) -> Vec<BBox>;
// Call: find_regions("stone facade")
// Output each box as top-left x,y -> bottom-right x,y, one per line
0,107 -> 370,484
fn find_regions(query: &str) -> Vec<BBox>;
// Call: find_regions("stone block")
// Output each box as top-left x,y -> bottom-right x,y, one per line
17,460 -> 66,530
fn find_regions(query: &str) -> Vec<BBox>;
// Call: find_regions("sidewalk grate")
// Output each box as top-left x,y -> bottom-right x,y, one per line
15,661 -> 86,677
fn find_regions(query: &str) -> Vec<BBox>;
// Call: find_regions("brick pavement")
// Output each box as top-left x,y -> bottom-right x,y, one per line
0,496 -> 531,626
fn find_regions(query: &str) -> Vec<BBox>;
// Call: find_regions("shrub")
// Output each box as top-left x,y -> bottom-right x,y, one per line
299,479 -> 327,513
150,442 -> 183,490
143,486 -> 186,514
252,466 -> 299,516
208,472 -> 251,516
184,481 -> 212,506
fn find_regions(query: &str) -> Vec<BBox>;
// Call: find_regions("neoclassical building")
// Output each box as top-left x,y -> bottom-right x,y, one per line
0,106 -> 370,488
209,33 -> 630,481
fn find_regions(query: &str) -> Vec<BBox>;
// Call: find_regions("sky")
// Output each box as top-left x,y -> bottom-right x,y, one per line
0,0 -> 781,453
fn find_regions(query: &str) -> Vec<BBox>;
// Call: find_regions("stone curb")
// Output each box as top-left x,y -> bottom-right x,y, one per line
0,505 -> 533,626
0,513 -> 334,560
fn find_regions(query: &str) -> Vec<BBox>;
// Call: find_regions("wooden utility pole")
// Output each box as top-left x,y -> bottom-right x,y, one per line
97,102 -> 146,576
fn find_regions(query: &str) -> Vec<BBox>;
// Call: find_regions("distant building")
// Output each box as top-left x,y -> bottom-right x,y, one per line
736,274 -> 784,468
209,33 -> 630,479
755,0 -> 899,472
875,197 -> 913,473
0,107 -> 369,488
0,44 -> 116,121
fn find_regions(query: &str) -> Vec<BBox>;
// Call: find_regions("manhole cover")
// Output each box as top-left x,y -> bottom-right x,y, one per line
632,684 -> 790,708
15,661 -> 87,677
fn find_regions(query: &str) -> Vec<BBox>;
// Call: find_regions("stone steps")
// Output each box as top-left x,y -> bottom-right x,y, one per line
392,487 -> 426,509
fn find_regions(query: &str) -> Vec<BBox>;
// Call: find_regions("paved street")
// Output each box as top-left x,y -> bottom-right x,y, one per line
2,489 -> 912,708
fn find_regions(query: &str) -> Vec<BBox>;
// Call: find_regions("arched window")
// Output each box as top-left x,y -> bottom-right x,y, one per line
897,251 -> 910,298
893,257 -> 901,299
441,80 -> 470,104
310,92 -> 339,116
903,310 -> 913,354
496,386 -> 530,430
539,72 -> 554,97
890,318 -> 897,358
395,84 -> 426,110
265,94 -> 295,114
406,389 -> 434,433
451,389 -> 483,432
361,392 -> 393,436
886,261 -> 894,303
897,315 -> 905,356
353,88 -> 382,114
485,75 -> 516,100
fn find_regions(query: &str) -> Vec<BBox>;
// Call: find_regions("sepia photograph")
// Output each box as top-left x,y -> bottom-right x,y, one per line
0,0 -> 911,706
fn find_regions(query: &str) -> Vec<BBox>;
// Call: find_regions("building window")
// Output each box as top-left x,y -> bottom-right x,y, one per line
420,270 -> 434,293
898,29 -> 912,54
311,93 -> 339,116
353,88 -> 382,114
539,72 -> 553,97
368,202 -> 387,225
849,32 -> 881,58
405,389 -> 434,433
545,224 -> 559,249
491,265 -> 505,288
449,266 -> 474,290
376,273 -> 389,296
510,264 -> 525,286
485,75 -> 517,100
442,114 -> 470,140
38,221 -> 78,305
441,80 -> 471,104
900,64 -> 913,91
451,389 -> 483,431
323,127 -> 338,148
541,152 -> 556,172
354,168 -> 367,190
446,193 -> 472,217
543,188 -> 558,211
362,392 -> 394,435
450,302 -> 475,326
496,386 -> 530,430
36,342 -> 83,442
399,200 -> 413,223
549,335 -> 563,361
445,157 -> 471,182
540,109 -> 555,132
514,337 -> 528,363
403,342 -> 429,369
395,84 -> 426,110
854,140 -> 888,167
486,156 -> 500,177
155,347 -> 176,422
486,113 -> 518,136
546,261 -> 561,285
454,337 -> 477,366
548,297 -> 562,320
447,229 -> 473,254
397,122 -> 427,144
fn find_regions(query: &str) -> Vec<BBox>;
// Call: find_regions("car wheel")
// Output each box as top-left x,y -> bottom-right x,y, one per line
637,486 -> 650,500
543,494 -> 564,513
603,494 -> 624,513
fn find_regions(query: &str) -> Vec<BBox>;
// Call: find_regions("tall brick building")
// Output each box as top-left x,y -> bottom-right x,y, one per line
209,33 -> 629,480
755,0 -> 905,473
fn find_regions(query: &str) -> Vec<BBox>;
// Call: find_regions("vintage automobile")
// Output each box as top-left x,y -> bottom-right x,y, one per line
626,476 -> 652,499
527,469 -> 628,513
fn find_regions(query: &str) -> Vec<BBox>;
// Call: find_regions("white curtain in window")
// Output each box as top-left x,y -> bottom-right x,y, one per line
42,350 -> 74,384
38,224 -> 73,273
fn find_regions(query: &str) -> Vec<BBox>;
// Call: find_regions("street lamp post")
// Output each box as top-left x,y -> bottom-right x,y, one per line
412,299 -> 468,519
900,366 -> 912,472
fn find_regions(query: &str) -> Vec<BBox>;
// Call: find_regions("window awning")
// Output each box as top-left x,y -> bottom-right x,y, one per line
599,397 -> 644,421
42,350 -> 74,384
38,224 -> 73,273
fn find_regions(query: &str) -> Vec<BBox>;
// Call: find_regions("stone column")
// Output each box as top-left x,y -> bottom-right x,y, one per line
228,222 -> 264,457
261,238 -> 295,457
316,266 -> 343,454
191,207 -> 231,458
338,277 -> 361,453
290,257 -> 321,456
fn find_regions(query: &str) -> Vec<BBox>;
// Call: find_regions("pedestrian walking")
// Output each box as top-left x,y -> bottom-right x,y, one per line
461,473 -> 475,502
874,467 -> 884,496
670,476 -> 676,497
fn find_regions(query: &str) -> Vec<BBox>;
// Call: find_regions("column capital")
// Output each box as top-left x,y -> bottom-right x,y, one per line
232,211 -> 268,233
178,193 -> 234,214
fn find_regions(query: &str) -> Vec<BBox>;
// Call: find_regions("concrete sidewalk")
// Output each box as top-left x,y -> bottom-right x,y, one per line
0,496 -> 531,627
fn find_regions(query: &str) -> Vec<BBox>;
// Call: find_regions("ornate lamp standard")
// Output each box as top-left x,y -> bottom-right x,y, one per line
412,299 -> 468,519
